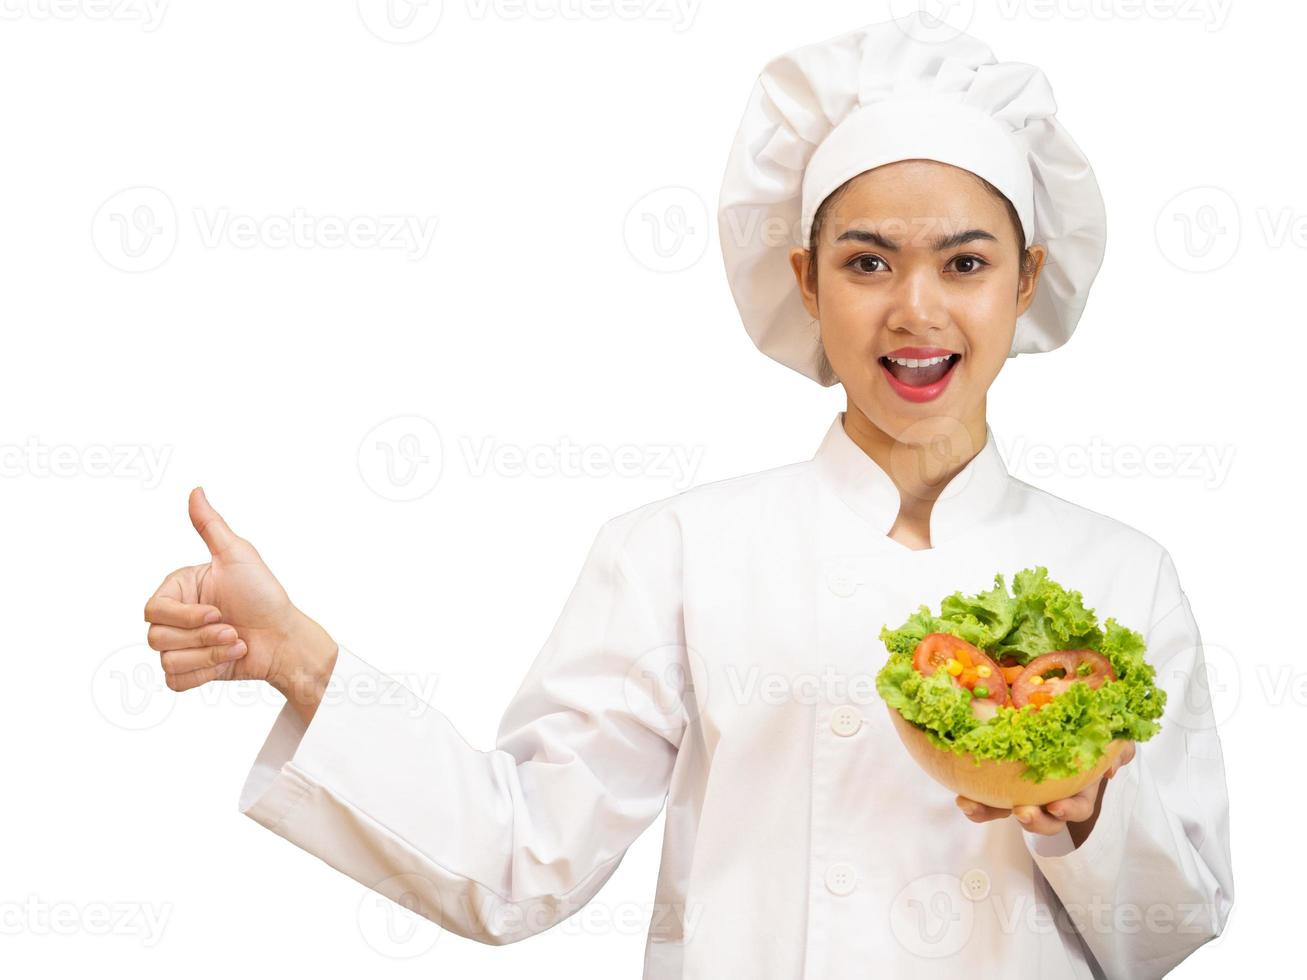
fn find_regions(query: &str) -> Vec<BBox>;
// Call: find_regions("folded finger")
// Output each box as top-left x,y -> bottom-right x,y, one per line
1043,792 -> 1094,824
1111,741 -> 1138,775
148,622 -> 237,652
161,641 -> 246,675
956,795 -> 1011,822
145,594 -> 222,629
1013,804 -> 1065,836
164,660 -> 239,692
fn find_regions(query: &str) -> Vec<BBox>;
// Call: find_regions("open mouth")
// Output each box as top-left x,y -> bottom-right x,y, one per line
880,352 -> 960,386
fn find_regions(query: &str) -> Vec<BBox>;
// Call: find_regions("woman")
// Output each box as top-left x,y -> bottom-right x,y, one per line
143,14 -> 1233,979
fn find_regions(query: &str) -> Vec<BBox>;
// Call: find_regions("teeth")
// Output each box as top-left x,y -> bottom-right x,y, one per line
886,354 -> 953,367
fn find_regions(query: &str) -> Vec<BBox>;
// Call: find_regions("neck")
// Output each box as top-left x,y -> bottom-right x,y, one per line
841,400 -> 988,533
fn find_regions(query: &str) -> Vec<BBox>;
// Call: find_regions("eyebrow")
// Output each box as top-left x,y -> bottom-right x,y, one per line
834,227 -> 998,251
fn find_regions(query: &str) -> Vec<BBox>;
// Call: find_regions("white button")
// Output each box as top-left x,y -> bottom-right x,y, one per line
825,862 -> 858,896
827,571 -> 856,597
960,868 -> 990,902
830,705 -> 862,737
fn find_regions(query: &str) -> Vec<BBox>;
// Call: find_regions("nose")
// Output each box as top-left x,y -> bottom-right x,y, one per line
885,265 -> 948,336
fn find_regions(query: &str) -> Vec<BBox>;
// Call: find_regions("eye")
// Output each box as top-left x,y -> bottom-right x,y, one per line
847,254 -> 888,275
949,254 -> 989,275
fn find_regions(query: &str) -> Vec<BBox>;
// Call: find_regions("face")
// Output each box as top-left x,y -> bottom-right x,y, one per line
789,159 -> 1045,449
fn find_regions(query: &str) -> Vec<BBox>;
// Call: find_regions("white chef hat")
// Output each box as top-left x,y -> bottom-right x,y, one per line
717,14 -> 1107,386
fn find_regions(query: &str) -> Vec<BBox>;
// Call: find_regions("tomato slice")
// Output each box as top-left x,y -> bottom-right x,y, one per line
1010,650 -> 1117,709
910,633 -> 1008,719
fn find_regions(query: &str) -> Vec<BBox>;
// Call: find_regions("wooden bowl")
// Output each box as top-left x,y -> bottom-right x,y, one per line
886,704 -> 1128,809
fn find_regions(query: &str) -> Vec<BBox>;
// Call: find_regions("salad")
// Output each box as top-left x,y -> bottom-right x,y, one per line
875,566 -> 1166,782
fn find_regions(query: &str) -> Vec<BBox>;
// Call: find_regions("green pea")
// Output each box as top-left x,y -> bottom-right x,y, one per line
973,685 -> 990,699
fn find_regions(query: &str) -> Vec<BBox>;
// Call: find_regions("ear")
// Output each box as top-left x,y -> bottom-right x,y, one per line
788,246 -> 821,321
1015,243 -> 1048,318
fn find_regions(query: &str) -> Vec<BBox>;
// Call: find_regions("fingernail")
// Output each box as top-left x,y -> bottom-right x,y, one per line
1048,805 -> 1063,818
225,641 -> 247,659
960,804 -> 976,817
204,609 -> 222,624
1015,810 -> 1032,824
217,626 -> 237,643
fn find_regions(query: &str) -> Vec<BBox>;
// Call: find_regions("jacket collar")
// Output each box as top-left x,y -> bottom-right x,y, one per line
812,411 -> 1012,547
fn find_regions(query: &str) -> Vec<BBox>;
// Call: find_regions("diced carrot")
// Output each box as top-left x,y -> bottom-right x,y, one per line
959,667 -> 979,688
1001,665 -> 1025,685
955,647 -> 973,668
1029,691 -> 1053,708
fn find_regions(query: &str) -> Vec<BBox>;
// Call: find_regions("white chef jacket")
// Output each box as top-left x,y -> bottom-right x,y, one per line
239,411 -> 1234,980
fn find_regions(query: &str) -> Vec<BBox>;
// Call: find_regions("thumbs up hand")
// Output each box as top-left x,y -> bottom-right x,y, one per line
144,488 -> 336,718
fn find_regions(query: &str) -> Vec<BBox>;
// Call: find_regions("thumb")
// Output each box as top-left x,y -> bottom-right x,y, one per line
188,486 -> 242,558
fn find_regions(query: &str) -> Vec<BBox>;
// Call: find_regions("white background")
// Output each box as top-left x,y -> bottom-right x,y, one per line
0,0 -> 1282,975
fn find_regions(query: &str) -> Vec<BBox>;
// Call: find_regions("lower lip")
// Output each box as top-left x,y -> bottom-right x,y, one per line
879,356 -> 959,403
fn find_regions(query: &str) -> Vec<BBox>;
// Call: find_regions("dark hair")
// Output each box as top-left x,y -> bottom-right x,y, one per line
804,168 -> 1035,387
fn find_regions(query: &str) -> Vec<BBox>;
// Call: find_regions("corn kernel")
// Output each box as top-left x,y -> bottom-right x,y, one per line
946,659 -> 963,676
976,664 -> 992,678
1030,675 -> 1044,685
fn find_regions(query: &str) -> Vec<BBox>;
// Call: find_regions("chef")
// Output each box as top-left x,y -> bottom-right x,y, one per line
144,12 -> 1234,979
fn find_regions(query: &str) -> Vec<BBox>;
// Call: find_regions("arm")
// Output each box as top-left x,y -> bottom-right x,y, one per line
238,517 -> 689,945
1019,550 -> 1235,979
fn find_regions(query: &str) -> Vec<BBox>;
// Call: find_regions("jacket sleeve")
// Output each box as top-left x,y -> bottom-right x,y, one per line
236,515 -> 688,945
1020,548 -> 1235,979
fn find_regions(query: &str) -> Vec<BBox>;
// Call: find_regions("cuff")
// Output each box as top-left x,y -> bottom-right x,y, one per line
1021,767 -> 1134,874
238,642 -> 360,830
